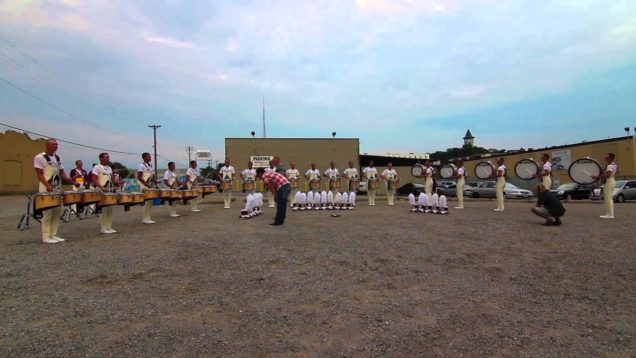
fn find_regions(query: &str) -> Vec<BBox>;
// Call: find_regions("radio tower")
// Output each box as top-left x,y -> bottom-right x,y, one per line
262,97 -> 267,138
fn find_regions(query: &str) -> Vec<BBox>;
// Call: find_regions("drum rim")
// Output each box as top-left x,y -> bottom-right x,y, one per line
568,158 -> 601,184
474,161 -> 494,179
410,164 -> 424,177
440,164 -> 455,179
514,158 -> 539,180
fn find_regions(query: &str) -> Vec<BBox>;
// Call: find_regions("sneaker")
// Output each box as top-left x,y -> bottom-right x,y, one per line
101,229 -> 116,234
224,206 -> 230,209
42,237 -> 58,244
554,217 -> 562,226
142,220 -> 156,224
494,208 -> 504,212
191,209 -> 202,212
600,215 -> 614,219
51,236 -> 66,242
542,220 -> 554,226
170,214 -> 181,217
454,206 -> 464,209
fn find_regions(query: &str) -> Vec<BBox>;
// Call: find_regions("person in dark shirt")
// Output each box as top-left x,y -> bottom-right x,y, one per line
531,184 -> 566,226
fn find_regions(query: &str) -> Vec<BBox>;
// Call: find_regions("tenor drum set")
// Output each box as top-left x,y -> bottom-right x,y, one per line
329,177 -> 341,190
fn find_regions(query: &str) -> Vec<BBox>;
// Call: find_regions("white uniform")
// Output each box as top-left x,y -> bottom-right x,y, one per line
424,166 -> 434,199
186,167 -> 202,211
344,167 -> 359,192
363,167 -> 378,205
242,168 -> 256,193
305,168 -> 321,193
542,162 -> 552,189
33,153 -> 63,241
219,165 -> 235,208
603,162 -> 618,218
265,167 -> 277,207
138,162 -> 154,223
456,167 -> 466,209
495,164 -> 507,211
286,168 -> 300,205
163,170 -> 179,217
381,168 -> 398,206
325,168 -> 340,191
92,164 -> 115,232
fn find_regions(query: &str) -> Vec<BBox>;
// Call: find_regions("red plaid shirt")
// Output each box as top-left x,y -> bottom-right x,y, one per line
263,171 -> 290,190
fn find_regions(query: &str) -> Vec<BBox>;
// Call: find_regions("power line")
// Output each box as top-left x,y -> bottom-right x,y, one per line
0,121 -> 139,156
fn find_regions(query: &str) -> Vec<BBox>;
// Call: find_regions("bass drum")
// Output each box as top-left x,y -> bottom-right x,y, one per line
514,159 -> 539,180
474,161 -> 495,180
439,164 -> 455,179
411,164 -> 424,177
568,158 -> 602,185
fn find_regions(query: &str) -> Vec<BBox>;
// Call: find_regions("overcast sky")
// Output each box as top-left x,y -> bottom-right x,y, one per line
1,0 -> 635,168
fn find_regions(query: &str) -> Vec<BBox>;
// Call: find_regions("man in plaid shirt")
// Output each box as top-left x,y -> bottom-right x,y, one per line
256,167 -> 291,226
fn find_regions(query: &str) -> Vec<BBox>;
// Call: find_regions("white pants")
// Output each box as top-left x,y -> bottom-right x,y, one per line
143,200 -> 152,221
169,202 -> 177,216
290,189 -> 298,206
223,192 -> 232,208
542,176 -> 552,190
387,189 -> 396,205
425,178 -> 433,200
604,178 -> 615,217
100,206 -> 113,231
496,177 -> 505,210
456,178 -> 465,208
368,190 -> 376,205
267,191 -> 275,207
190,194 -> 202,211
41,205 -> 62,239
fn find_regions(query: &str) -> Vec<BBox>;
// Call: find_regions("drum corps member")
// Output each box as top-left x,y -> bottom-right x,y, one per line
241,161 -> 257,194
186,160 -> 202,212
163,161 -> 181,217
305,163 -> 321,193
69,159 -> 88,213
494,157 -> 507,211
92,153 -> 121,234
324,161 -> 339,192
381,162 -> 398,206
343,161 -> 359,192
138,152 -> 155,224
454,159 -> 466,209
33,139 -> 72,243
286,161 -> 300,206
256,168 -> 291,227
531,184 -> 565,226
363,161 -> 379,205
534,153 -> 553,189
219,159 -> 235,209
264,161 -> 277,207
422,160 -> 434,200
593,153 -> 618,219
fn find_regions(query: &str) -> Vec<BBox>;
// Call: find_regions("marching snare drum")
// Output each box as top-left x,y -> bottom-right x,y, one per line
388,179 -> 400,190
568,158 -> 602,185
143,188 -> 160,201
514,159 -> 540,180
221,180 -> 232,191
81,189 -> 102,205
242,181 -> 255,192
34,192 -> 62,211
117,192 -> 135,205
329,178 -> 341,190
369,178 -> 380,190
98,192 -> 118,207
290,178 -> 299,189
62,191 -> 82,206
474,161 -> 495,180
440,164 -> 455,179
411,164 -> 424,177
348,179 -> 360,191
310,180 -> 321,191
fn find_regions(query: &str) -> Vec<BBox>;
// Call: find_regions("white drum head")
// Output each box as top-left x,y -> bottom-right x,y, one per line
474,162 -> 494,179
411,164 -> 424,177
514,159 -> 539,180
440,165 -> 454,179
568,158 -> 601,185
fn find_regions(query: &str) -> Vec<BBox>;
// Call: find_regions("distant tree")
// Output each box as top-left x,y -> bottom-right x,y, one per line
430,144 -> 505,163
201,165 -> 217,179
110,161 -> 131,179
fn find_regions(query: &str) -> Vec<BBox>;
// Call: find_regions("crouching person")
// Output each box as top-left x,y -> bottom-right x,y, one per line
531,184 -> 565,226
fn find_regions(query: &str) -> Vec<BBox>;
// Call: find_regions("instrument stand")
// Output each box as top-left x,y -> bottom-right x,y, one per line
17,194 -> 41,231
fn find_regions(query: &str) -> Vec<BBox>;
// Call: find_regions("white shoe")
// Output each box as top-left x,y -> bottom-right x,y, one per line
170,214 -> 181,217
42,237 -> 58,244
101,228 -> 116,234
454,206 -> 464,209
51,236 -> 66,242
494,208 -> 503,212
268,205 -> 275,208
142,220 -> 156,224
600,215 -> 614,219
224,206 -> 230,209
191,209 -> 202,212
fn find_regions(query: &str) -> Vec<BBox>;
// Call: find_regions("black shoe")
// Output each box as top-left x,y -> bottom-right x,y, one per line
268,223 -> 282,227
554,217 -> 562,226
542,220 -> 554,226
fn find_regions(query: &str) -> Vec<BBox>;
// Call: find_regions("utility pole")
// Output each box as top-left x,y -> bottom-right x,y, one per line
186,146 -> 194,163
148,124 -> 161,181
262,97 -> 267,138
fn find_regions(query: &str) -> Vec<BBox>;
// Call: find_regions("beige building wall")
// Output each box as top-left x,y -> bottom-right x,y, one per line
0,131 -> 46,194
462,137 -> 636,185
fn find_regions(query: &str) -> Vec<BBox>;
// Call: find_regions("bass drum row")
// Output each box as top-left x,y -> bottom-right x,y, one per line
410,157 -> 603,184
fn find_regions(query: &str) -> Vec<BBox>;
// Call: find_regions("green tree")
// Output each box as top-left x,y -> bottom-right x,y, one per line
200,165 -> 217,179
110,161 -> 131,179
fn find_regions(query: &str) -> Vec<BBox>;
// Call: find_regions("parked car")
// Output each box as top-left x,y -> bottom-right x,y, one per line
590,180 -> 636,202
464,181 -> 533,199
550,183 -> 592,200
396,183 -> 425,196
437,181 -> 458,197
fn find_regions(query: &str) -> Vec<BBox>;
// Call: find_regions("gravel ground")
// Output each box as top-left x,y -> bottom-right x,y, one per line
0,196 -> 634,357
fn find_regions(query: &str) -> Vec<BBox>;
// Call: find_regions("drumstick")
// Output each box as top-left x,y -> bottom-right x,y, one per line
582,169 -> 591,176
